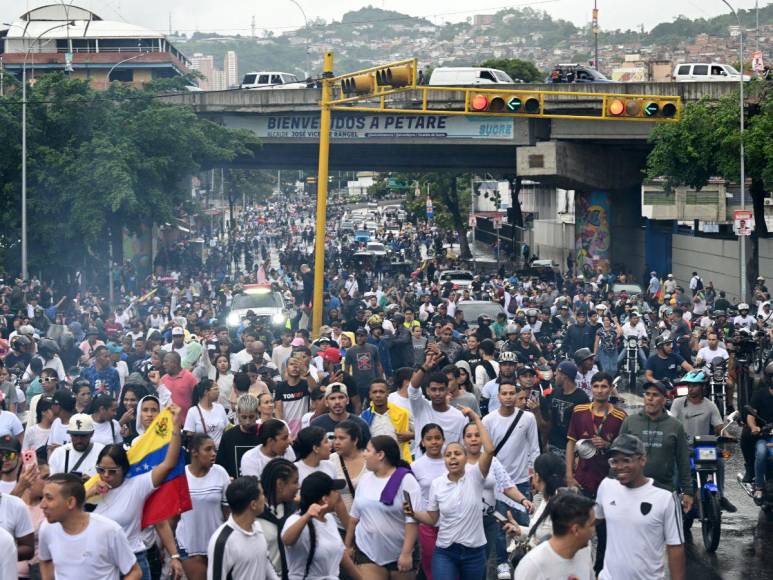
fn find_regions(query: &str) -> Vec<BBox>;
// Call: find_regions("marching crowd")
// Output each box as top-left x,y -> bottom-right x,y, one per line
0,196 -> 772,580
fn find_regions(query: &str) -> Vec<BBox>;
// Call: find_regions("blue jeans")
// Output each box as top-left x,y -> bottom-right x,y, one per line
597,351 -> 618,374
431,543 -> 487,580
755,438 -> 770,488
135,550 -> 151,580
483,514 -> 507,566
617,347 -> 647,371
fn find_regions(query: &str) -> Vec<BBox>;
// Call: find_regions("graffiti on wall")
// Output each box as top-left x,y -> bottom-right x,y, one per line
575,191 -> 611,275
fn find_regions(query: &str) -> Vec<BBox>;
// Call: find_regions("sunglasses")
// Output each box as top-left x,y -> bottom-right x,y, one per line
41,377 -> 57,382
0,451 -> 18,461
96,466 -> 121,475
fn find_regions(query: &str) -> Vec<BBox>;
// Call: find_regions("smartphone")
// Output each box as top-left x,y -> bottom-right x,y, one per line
21,449 -> 36,469
403,490 -> 413,511
492,511 -> 508,524
332,363 -> 342,375
528,390 -> 540,404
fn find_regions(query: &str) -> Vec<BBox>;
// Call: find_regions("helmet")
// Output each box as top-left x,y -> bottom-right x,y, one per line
738,303 -> 750,312
391,312 -> 405,325
526,308 -> 539,318
11,335 -> 31,350
477,314 -> 492,326
505,323 -> 519,335
38,338 -> 60,358
499,351 -> 519,364
676,369 -> 707,384
655,332 -> 672,348
573,348 -> 594,364
713,309 -> 726,317
367,315 -> 382,328
384,304 -> 400,316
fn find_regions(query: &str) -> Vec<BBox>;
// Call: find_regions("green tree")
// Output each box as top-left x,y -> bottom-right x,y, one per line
480,58 -> 543,83
0,73 -> 256,281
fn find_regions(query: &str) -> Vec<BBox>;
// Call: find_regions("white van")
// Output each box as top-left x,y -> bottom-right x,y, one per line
428,67 -> 515,86
672,63 -> 751,82
241,71 -> 307,89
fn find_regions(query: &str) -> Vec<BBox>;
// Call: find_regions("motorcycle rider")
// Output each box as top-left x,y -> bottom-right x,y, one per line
564,309 -> 596,356
616,310 -> 649,372
733,303 -> 756,329
670,370 -> 737,513
573,348 -> 599,399
747,362 -> 773,503
644,333 -> 694,384
695,332 -> 729,365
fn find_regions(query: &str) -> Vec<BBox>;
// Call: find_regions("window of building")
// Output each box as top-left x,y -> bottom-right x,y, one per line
109,69 -> 134,82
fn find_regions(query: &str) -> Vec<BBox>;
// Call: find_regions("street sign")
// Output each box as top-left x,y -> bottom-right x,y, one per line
469,215 -> 477,227
492,216 -> 502,230
752,50 -> 765,73
734,209 -> 754,236
507,97 -> 522,112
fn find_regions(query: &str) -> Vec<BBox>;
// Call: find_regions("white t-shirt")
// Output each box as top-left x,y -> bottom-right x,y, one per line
207,517 -> 279,580
513,540 -> 594,580
240,445 -> 296,479
39,513 -> 137,580
387,392 -> 411,415
411,455 -> 446,511
0,410 -> 23,438
22,424 -> 51,451
0,481 -> 16,494
407,385 -> 466,456
0,492 -> 34,538
94,471 -> 156,553
91,419 -> 123,446
295,459 -> 337,486
351,470 -> 421,566
47,417 -> 71,447
696,346 -> 729,363
0,527 -> 17,580
482,410 -> 540,485
282,513 -> 344,580
176,465 -> 230,556
183,403 -> 229,448
596,477 -> 684,580
427,462 -> 487,549
48,442 -> 105,477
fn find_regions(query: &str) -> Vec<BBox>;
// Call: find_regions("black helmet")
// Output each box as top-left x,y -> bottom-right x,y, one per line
655,332 -> 672,348
573,347 -> 594,364
11,335 -> 31,350
392,312 -> 405,325
38,338 -> 61,358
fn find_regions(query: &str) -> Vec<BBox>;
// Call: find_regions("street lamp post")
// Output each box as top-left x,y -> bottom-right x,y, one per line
287,0 -> 310,80
21,21 -> 74,281
104,52 -> 145,89
721,0 -> 746,299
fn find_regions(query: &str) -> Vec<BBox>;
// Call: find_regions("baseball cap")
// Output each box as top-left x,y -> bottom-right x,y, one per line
354,327 -> 368,336
291,337 -> 305,347
517,365 -> 537,376
641,381 -> 668,396
0,434 -> 21,453
557,360 -> 578,377
300,472 -> 347,504
321,348 -> 342,363
171,327 -> 185,336
51,390 -> 76,413
325,382 -> 348,398
67,414 -> 95,435
609,434 -> 646,456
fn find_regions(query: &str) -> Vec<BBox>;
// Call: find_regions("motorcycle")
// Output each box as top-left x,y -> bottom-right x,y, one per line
620,335 -> 640,393
686,416 -> 737,552
706,356 -> 728,418
736,406 -> 773,517
751,329 -> 771,374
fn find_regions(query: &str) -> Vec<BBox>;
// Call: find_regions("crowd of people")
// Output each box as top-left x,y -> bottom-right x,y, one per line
0,196 -> 771,580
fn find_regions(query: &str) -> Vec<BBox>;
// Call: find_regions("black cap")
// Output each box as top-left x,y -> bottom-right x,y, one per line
0,434 -> 21,454
355,327 -> 368,336
301,472 -> 346,504
51,390 -> 76,413
517,365 -> 537,376
641,381 -> 668,396
609,434 -> 646,456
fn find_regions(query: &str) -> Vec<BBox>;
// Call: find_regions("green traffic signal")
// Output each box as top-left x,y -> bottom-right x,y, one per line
507,97 -> 522,112
644,102 -> 659,117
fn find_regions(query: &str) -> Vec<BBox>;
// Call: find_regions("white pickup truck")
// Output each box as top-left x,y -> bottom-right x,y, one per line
241,71 -> 307,90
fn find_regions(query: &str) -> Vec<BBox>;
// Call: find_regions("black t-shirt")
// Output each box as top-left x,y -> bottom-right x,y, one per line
215,426 -> 260,478
750,389 -> 773,425
540,387 -> 589,449
513,343 -> 542,364
460,349 -> 482,373
645,352 -> 685,381
311,413 -> 371,446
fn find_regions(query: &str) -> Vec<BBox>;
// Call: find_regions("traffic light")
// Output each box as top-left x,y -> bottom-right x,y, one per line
341,73 -> 375,96
375,63 -> 414,88
606,98 -> 678,119
470,94 -> 541,115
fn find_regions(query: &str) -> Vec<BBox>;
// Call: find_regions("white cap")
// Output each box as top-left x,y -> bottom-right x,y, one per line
67,413 -> 95,435
172,327 -> 185,336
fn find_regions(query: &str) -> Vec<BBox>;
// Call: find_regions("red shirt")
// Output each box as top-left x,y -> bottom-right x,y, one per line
567,403 -> 627,495
160,369 -> 198,423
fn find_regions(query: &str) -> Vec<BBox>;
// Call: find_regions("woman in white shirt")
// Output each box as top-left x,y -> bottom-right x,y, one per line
176,433 -> 230,580
258,457 -> 300,579
330,420 -> 367,530
22,396 -> 53,452
345,435 -> 420,579
208,354 -> 234,412
87,404 -> 184,580
405,408 -> 493,580
293,426 -> 337,484
240,419 -> 295,480
410,423 -> 445,580
183,379 -> 228,448
282,471 -> 361,580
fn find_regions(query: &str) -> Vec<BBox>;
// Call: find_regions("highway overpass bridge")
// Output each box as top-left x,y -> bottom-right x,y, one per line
162,82 -> 734,188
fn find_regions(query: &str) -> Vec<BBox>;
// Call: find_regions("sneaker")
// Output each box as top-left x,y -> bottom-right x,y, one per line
754,488 -> 764,506
719,497 -> 737,513
742,471 -> 754,484
497,562 -> 511,579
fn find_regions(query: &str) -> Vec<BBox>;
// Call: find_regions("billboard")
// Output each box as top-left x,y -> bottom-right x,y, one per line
575,191 -> 611,275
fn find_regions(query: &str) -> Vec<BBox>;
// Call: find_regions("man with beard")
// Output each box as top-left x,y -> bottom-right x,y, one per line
481,351 -> 518,415
48,414 -> 104,479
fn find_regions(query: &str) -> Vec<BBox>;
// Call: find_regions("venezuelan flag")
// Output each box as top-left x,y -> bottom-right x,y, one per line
85,409 -> 192,529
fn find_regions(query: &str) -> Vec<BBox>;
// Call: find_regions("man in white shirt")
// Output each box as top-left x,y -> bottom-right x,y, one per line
616,311 -> 648,370
0,527 -> 18,578
39,473 -> 141,580
208,476 -> 279,580
513,492 -> 596,580
0,441 -> 34,560
595,434 -> 685,580
48,414 -> 105,479
695,331 -> 729,365
162,326 -> 189,359
408,346 -> 467,455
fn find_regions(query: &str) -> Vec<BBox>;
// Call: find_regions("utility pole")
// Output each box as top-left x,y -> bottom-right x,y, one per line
251,16 -> 256,39
593,1 -> 599,71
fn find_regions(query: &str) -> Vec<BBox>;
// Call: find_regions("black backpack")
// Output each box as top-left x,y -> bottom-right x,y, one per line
695,277 -> 704,291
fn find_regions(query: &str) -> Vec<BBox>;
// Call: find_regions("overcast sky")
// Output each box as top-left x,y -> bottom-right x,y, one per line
4,0 -> 768,35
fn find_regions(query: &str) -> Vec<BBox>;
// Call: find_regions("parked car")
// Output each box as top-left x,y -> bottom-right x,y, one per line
438,270 -> 475,289
456,301 -> 506,330
428,67 -> 516,86
612,283 -> 644,297
365,241 -> 388,256
546,64 -> 609,83
241,71 -> 307,89
671,63 -> 751,82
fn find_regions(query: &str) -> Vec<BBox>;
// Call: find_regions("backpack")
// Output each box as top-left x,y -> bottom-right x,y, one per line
695,277 -> 704,291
